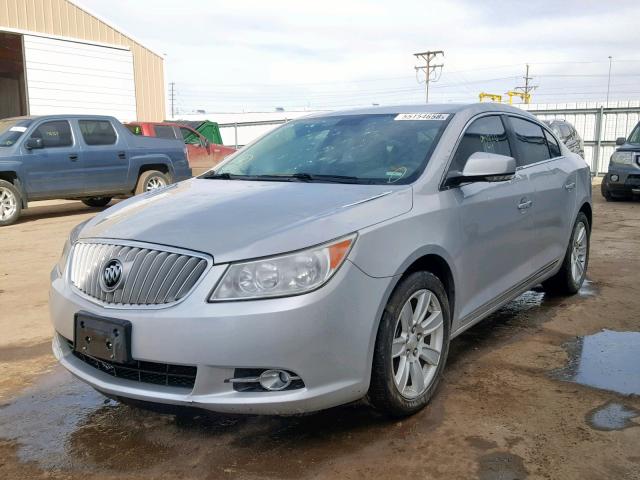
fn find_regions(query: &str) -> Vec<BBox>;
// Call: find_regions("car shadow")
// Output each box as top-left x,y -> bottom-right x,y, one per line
16,200 -> 118,224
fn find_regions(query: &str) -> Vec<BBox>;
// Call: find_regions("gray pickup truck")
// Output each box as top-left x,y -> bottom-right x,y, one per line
0,115 -> 192,226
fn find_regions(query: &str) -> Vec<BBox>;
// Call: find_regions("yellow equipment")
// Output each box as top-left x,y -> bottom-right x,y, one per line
479,92 -> 502,103
506,90 -> 531,105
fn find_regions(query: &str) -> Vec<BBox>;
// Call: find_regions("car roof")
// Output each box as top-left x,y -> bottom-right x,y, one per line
1,114 -> 117,121
306,102 -> 533,118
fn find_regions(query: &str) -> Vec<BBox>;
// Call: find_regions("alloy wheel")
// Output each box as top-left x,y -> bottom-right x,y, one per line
145,176 -> 166,191
571,221 -> 588,283
0,186 -> 17,221
391,289 -> 444,399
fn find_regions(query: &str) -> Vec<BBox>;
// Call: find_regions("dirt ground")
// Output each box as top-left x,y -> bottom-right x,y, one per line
0,189 -> 639,480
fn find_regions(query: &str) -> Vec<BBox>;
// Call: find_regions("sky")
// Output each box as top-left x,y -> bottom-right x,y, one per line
79,0 -> 640,113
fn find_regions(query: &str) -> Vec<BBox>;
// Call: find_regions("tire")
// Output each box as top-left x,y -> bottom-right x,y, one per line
368,271 -> 451,417
135,170 -> 170,195
543,212 -> 590,295
82,197 -> 112,208
0,179 -> 22,226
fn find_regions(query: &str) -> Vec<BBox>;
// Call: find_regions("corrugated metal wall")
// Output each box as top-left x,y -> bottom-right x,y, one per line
0,0 -> 165,121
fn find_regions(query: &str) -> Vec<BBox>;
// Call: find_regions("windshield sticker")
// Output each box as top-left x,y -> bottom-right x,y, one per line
386,167 -> 408,183
9,126 -> 27,132
394,113 -> 449,121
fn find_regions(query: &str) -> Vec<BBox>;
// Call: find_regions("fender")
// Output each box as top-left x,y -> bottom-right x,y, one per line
0,160 -> 28,208
127,153 -> 176,185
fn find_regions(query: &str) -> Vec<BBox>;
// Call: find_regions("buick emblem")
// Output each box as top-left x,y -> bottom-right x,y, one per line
100,259 -> 123,292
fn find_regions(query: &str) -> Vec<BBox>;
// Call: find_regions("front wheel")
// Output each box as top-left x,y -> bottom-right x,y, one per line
543,212 -> 590,295
82,197 -> 112,208
368,271 -> 451,417
0,179 -> 22,226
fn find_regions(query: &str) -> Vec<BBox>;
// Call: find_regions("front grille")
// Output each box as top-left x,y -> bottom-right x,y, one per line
70,241 -> 209,306
68,340 -> 197,389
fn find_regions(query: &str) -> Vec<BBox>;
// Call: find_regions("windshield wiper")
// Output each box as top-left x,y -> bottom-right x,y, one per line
201,172 -> 238,179
268,173 -> 363,184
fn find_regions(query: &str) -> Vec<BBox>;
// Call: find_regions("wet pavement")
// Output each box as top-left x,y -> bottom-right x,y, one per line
2,193 -> 640,479
553,329 -> 640,396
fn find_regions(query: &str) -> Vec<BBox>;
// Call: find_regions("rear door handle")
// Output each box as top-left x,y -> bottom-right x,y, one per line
118,151 -> 126,159
69,154 -> 78,161
564,182 -> 576,191
517,200 -> 532,210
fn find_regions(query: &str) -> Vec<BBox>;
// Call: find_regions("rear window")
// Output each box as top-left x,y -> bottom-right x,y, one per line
79,120 -> 117,145
126,124 -> 142,135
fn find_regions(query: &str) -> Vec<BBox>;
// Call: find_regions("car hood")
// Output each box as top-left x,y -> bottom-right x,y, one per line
80,178 -> 413,263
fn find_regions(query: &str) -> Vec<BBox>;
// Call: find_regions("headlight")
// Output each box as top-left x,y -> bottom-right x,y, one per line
610,151 -> 633,165
210,234 -> 356,301
56,219 -> 89,274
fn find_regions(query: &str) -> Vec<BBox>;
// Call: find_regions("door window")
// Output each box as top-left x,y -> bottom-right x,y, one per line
544,130 -> 561,158
29,121 -> 73,148
180,127 -> 202,146
79,120 -> 117,145
509,117 -> 551,166
449,115 -> 511,172
154,125 -> 177,139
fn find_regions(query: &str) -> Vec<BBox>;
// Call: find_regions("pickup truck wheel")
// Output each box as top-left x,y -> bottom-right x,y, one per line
135,170 -> 169,195
543,212 -> 590,295
0,180 -> 21,226
82,197 -> 112,208
368,271 -> 451,417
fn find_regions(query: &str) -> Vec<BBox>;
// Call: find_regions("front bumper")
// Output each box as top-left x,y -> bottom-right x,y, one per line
50,259 -> 393,414
603,163 -> 640,196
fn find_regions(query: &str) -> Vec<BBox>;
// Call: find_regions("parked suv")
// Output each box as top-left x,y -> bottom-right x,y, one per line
601,121 -> 640,200
543,119 -> 585,158
126,122 -> 236,176
0,115 -> 191,226
50,104 -> 591,417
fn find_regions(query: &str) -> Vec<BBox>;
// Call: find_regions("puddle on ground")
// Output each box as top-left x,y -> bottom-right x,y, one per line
552,329 -> 640,396
0,366 -> 435,477
477,451 -> 528,480
587,401 -> 640,431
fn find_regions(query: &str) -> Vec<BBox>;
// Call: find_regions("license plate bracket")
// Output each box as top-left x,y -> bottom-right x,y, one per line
74,312 -> 132,364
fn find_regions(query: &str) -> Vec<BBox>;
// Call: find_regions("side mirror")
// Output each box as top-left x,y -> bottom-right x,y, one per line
616,137 -> 627,146
445,152 -> 516,187
24,137 -> 43,150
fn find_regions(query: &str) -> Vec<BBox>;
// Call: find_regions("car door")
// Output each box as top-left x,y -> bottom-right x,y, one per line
447,115 -> 537,323
179,126 -> 211,175
506,116 -> 574,273
78,119 -> 130,195
21,119 -> 84,199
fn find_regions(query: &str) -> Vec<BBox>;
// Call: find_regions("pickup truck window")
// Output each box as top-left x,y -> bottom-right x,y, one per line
30,121 -> 73,148
180,127 -> 201,145
79,120 -> 117,146
0,118 -> 33,147
154,125 -> 177,139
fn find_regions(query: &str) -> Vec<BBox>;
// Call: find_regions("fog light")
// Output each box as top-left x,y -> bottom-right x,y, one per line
259,369 -> 292,391
611,174 -> 619,182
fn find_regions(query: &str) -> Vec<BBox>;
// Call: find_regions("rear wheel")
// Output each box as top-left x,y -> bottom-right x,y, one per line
543,212 -> 590,295
0,180 -> 22,226
368,271 -> 451,417
135,170 -> 169,195
82,197 -> 112,208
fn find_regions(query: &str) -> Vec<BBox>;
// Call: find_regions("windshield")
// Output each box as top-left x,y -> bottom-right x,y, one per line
0,118 -> 32,147
215,113 -> 450,184
628,124 -> 640,144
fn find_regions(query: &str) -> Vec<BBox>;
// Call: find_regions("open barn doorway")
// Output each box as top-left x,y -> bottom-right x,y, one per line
0,32 -> 28,119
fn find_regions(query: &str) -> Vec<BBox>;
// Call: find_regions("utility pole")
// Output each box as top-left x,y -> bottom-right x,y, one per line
515,64 -> 537,103
606,56 -> 613,107
169,82 -> 176,119
413,50 -> 444,103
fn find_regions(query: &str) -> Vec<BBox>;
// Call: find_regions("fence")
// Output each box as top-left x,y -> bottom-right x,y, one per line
218,101 -> 640,175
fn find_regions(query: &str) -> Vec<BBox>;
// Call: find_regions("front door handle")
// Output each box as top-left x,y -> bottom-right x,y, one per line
118,151 -> 127,159
69,154 -> 78,161
517,200 -> 533,210
564,182 -> 576,191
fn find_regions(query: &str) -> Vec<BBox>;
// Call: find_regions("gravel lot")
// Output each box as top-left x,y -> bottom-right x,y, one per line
1,189 -> 639,480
